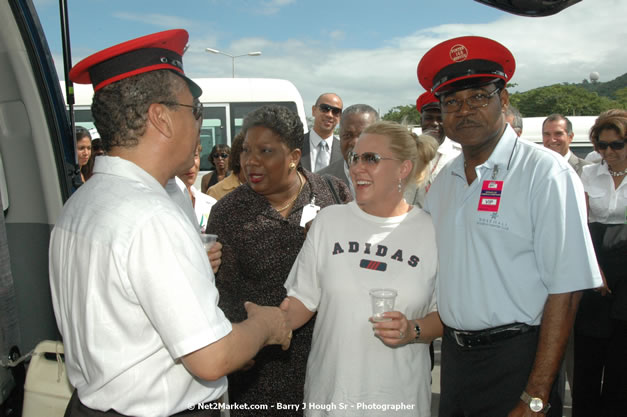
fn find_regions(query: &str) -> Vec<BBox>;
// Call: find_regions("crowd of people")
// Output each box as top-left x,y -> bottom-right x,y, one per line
50,29 -> 625,417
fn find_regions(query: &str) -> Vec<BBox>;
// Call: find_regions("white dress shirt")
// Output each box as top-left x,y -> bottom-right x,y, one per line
49,156 -> 231,416
581,163 -> 627,224
425,126 -> 601,330
309,129 -> 334,171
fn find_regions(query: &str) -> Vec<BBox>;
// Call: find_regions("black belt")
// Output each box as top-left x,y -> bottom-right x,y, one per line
446,323 -> 539,348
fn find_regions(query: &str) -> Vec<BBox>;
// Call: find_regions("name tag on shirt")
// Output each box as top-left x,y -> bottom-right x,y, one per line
478,180 -> 503,212
300,203 -> 321,227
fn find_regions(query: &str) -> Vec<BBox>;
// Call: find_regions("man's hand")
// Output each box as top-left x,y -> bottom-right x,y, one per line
207,241 -> 222,274
244,302 -> 292,350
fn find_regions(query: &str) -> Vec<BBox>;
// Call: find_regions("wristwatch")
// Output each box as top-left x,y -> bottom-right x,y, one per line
520,391 -> 551,414
410,320 -> 421,343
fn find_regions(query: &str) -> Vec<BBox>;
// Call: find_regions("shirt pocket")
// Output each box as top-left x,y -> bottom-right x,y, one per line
587,185 -> 607,200
587,186 -> 608,219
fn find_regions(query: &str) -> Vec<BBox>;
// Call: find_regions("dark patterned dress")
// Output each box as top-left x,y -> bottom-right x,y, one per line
206,169 -> 352,416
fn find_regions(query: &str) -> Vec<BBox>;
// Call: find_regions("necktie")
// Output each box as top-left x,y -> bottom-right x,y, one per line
314,140 -> 330,172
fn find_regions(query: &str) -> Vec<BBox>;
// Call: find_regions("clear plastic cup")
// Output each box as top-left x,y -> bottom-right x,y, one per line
200,233 -> 218,251
369,288 -> 397,322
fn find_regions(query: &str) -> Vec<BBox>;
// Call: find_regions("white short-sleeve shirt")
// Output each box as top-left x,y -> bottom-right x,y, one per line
581,163 -> 627,224
285,202 -> 438,416
425,126 -> 601,331
49,156 -> 232,417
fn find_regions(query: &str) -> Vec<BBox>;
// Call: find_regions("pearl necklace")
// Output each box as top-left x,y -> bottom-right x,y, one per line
608,167 -> 627,177
274,172 -> 305,212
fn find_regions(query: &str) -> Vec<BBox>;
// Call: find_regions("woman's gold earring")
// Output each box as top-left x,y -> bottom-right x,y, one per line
289,162 -> 296,170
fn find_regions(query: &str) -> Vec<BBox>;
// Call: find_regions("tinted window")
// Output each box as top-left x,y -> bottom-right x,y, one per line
199,106 -> 227,171
230,101 -> 298,139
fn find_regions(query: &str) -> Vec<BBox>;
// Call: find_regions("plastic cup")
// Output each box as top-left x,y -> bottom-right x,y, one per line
200,233 -> 218,251
369,288 -> 397,322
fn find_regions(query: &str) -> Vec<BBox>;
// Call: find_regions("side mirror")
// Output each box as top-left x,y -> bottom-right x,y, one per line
474,0 -> 581,17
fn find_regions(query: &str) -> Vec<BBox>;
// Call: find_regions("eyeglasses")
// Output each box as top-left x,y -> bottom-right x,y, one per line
212,153 -> 229,159
440,88 -> 501,113
596,140 -> 626,151
347,151 -> 400,167
318,103 -> 342,116
159,101 -> 204,120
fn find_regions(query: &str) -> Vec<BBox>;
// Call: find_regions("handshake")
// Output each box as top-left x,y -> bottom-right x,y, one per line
244,298 -> 293,351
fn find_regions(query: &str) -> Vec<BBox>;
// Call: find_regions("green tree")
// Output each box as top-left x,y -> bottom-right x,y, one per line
615,87 -> 627,108
382,105 -> 421,125
509,84 -> 621,117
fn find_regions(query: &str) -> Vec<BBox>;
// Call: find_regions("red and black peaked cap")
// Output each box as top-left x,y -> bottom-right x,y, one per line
416,91 -> 439,112
417,36 -> 515,96
69,29 -> 202,98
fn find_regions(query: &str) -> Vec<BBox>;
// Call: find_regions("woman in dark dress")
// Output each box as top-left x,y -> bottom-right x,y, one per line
206,105 -> 351,416
200,143 -> 231,193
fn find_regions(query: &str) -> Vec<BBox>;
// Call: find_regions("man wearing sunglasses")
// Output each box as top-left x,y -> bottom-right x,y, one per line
418,36 -> 601,417
542,114 -> 590,176
301,93 -> 344,172
50,30 -> 291,417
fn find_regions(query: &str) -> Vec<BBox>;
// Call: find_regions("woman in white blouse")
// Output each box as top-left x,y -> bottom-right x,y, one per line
573,109 -> 627,417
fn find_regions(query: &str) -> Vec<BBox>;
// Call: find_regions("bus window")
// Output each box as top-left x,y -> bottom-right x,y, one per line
74,108 -> 96,131
200,106 -> 227,170
230,101 -> 298,139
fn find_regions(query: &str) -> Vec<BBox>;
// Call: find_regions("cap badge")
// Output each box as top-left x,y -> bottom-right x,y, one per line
449,44 -> 468,62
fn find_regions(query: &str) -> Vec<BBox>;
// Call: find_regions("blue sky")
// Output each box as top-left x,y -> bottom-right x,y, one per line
33,0 -> 627,115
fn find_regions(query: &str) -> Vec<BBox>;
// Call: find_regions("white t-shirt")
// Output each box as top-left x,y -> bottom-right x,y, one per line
581,163 -> 627,224
49,156 -> 232,417
285,201 -> 438,417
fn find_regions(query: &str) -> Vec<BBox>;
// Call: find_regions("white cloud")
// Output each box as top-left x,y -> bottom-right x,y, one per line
329,30 -> 345,41
255,0 -> 296,15
63,0 -> 627,118
112,12 -> 198,29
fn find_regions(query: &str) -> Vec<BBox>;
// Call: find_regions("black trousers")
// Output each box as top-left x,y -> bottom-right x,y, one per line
64,390 -> 220,417
572,319 -> 627,417
439,327 -> 562,417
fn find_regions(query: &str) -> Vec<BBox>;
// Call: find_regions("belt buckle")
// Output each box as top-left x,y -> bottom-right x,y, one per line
453,330 -> 466,347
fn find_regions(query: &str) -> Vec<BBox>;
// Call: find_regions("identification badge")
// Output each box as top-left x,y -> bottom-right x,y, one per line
478,180 -> 503,212
300,203 -> 321,227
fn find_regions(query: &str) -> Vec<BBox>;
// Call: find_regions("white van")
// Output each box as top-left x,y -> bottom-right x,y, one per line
62,77 -> 309,172
520,116 -> 597,159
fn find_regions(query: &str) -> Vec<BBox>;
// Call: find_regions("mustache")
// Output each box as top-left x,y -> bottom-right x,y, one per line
455,118 -> 481,129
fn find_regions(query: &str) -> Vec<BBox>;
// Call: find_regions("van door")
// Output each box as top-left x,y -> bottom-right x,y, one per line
0,0 -> 74,378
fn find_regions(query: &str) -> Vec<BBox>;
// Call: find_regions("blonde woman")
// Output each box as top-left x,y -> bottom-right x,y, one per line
283,121 -> 442,416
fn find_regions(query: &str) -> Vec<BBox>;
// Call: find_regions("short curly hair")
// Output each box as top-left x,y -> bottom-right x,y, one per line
91,70 -> 183,152
240,105 -> 304,152
589,109 -> 627,145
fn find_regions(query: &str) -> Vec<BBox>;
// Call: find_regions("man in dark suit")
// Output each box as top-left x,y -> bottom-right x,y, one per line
542,114 -> 590,176
301,93 -> 343,172
318,104 -> 379,194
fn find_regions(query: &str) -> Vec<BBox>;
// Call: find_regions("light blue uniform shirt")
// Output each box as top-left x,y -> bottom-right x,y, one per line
425,126 -> 601,331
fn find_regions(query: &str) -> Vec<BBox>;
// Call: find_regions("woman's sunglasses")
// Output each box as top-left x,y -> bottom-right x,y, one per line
212,153 -> 229,159
347,151 -> 400,166
596,140 -> 626,151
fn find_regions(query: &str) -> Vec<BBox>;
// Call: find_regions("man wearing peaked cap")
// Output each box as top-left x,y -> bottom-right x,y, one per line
50,30 -> 291,417
418,36 -> 601,417
404,91 -> 460,208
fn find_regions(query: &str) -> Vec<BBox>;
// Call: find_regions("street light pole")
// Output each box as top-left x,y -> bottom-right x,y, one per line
205,48 -> 262,78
